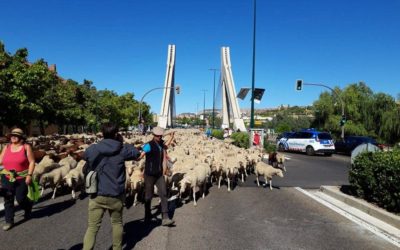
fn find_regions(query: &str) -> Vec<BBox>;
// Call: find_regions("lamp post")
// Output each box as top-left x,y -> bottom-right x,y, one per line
208,68 -> 219,129
201,89 -> 207,128
250,0 -> 257,129
138,85 -> 180,123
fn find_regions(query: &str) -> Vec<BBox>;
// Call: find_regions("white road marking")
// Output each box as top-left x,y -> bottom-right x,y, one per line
295,187 -> 400,248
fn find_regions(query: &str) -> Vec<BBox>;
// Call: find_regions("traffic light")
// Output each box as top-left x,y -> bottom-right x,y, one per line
175,85 -> 181,94
296,79 -> 303,91
340,115 -> 346,126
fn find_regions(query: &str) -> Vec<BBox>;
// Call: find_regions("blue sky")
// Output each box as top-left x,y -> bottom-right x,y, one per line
1,0 -> 399,114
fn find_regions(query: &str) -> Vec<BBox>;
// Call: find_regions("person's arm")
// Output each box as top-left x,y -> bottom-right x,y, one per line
25,144 -> 35,185
138,143 -> 150,160
164,131 -> 175,147
0,146 -> 6,165
138,151 -> 146,160
162,149 -> 168,175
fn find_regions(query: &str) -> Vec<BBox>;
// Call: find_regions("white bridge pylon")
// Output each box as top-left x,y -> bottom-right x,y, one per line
221,47 -> 246,132
158,44 -> 176,128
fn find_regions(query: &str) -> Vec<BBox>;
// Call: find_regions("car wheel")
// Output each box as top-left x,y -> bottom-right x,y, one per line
306,146 -> 315,156
278,144 -> 285,152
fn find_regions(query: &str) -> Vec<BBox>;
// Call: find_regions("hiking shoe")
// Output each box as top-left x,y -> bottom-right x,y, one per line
162,218 -> 175,226
2,223 -> 13,231
24,211 -> 32,220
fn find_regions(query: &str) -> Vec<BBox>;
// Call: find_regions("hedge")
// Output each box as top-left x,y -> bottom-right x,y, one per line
349,149 -> 400,213
230,132 -> 249,149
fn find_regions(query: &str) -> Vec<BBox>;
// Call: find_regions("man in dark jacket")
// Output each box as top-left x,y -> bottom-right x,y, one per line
83,122 -> 140,250
139,126 -> 175,226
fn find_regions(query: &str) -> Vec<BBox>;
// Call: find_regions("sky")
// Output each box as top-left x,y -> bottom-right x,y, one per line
1,0 -> 399,115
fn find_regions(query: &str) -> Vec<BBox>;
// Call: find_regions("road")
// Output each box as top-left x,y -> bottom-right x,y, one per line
0,153 -> 397,249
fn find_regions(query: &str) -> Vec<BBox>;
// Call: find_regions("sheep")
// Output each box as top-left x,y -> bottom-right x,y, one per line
33,154 -> 59,181
220,159 -> 239,192
40,155 -> 77,199
64,160 -> 85,199
179,163 -> 210,206
127,167 -> 145,206
254,161 -> 284,190
236,154 -> 249,183
268,152 -> 286,172
275,153 -> 286,172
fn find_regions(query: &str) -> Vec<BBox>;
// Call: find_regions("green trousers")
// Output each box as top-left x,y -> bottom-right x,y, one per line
83,195 -> 124,250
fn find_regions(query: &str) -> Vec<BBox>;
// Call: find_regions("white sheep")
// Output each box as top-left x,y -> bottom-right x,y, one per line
254,161 -> 284,190
40,155 -> 77,199
275,153 -> 286,172
179,163 -> 210,206
64,160 -> 85,199
220,158 -> 239,192
128,167 -> 144,206
33,154 -> 58,181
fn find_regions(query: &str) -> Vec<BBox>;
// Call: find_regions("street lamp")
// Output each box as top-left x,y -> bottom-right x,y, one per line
138,85 -> 181,123
250,0 -> 257,129
209,68 -> 219,129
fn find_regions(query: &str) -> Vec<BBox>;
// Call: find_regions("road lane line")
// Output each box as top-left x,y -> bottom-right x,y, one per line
295,187 -> 400,248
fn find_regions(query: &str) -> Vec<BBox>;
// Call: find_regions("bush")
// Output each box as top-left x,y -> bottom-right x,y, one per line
349,149 -> 400,213
263,139 -> 277,153
231,132 -> 249,149
211,129 -> 224,139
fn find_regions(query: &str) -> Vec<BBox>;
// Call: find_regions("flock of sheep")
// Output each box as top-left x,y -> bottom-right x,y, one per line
6,129 -> 286,206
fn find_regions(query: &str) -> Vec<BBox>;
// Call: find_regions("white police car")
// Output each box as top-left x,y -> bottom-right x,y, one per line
277,129 -> 335,156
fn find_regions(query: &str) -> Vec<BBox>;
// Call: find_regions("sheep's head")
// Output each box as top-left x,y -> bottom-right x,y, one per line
277,154 -> 285,163
64,176 -> 77,187
179,177 -> 191,196
275,169 -> 284,178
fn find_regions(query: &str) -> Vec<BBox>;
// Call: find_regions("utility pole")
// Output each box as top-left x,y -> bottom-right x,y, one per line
208,68 -> 219,129
201,89 -> 207,128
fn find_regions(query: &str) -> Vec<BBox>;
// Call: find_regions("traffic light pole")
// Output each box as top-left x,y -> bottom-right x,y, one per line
303,83 -> 345,139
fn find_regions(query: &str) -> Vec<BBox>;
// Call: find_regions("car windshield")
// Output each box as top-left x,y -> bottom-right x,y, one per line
318,133 -> 332,140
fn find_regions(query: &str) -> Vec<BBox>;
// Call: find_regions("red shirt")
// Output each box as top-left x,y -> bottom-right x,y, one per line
253,133 -> 261,146
2,144 -> 29,179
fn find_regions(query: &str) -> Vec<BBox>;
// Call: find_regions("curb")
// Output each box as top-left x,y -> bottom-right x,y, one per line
320,186 -> 400,230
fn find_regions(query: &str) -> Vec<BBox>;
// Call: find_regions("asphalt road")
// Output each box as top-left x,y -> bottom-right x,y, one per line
272,152 -> 351,188
0,153 -> 397,250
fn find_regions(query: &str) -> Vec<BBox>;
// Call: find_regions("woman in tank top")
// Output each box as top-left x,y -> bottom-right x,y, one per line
0,128 -> 35,231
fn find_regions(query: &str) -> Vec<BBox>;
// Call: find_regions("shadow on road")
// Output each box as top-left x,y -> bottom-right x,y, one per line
69,243 -> 83,250
252,180 -> 281,190
123,219 -> 160,250
31,198 -> 77,219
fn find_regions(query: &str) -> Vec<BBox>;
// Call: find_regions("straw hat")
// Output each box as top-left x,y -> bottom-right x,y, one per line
152,126 -> 164,136
9,128 -> 25,138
